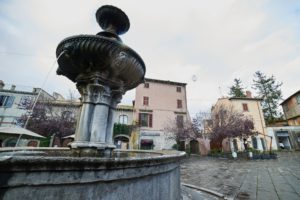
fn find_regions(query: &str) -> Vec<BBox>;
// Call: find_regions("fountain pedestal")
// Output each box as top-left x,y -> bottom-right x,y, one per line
70,78 -> 123,153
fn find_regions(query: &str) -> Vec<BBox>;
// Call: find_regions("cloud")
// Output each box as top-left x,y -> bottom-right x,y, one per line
0,0 -> 300,116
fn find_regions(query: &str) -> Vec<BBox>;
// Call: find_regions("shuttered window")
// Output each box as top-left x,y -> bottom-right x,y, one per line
143,96 -> 149,106
177,100 -> 182,108
242,103 -> 249,112
139,113 -> 153,127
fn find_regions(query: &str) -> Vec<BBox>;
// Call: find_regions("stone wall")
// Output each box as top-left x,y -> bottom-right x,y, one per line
0,150 -> 185,200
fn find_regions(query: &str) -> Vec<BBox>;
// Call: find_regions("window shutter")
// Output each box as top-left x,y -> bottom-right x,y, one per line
138,113 -> 141,126
149,114 -> 153,127
6,96 -> 15,108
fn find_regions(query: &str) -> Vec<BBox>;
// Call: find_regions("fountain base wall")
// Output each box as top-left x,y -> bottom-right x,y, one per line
0,149 -> 184,200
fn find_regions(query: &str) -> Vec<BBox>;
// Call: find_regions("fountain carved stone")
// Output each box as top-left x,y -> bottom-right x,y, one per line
56,5 -> 145,154
0,5 -> 185,200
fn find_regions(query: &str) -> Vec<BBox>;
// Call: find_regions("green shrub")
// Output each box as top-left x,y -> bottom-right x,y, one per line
172,143 -> 178,150
39,137 -> 51,147
113,123 -> 134,136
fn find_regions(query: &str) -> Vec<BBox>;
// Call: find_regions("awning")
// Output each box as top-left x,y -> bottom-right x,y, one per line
0,126 -> 45,138
141,139 -> 153,145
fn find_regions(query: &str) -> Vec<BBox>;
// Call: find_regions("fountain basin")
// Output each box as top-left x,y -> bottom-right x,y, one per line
0,148 -> 185,200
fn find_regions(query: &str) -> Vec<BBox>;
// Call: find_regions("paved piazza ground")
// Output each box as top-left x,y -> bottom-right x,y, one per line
180,151 -> 300,200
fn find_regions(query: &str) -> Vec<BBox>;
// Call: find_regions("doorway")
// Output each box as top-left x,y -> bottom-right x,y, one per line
190,140 -> 200,154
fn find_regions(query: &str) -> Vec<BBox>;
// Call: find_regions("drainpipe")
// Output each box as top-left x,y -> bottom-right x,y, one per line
257,101 -> 269,149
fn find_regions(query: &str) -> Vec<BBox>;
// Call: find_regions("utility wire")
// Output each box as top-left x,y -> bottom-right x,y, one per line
0,51 -> 53,59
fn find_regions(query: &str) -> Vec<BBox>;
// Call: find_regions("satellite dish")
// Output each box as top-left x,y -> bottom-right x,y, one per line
192,75 -> 197,82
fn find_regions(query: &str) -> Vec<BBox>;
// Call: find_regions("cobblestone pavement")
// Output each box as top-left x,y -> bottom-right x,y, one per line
180,151 -> 300,200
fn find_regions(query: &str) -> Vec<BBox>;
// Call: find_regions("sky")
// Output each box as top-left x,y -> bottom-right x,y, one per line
1,0 -> 300,116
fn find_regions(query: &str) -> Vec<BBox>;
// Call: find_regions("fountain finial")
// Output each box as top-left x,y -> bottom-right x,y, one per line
96,5 -> 130,35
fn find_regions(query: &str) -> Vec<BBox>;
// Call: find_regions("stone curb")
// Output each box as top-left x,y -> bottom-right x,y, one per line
182,183 -> 225,198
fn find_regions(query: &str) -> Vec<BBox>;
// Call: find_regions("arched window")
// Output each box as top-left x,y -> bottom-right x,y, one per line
119,115 -> 128,125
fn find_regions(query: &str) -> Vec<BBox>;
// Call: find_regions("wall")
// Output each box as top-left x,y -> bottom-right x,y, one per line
214,98 -> 270,151
113,106 -> 135,125
0,90 -> 37,126
0,150 -> 185,200
0,88 -> 54,127
267,126 -> 300,150
134,79 -> 189,149
282,92 -> 300,125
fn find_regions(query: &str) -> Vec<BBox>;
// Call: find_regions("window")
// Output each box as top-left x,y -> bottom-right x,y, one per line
62,111 -> 75,121
242,103 -> 248,112
0,95 -> 15,108
177,99 -> 182,108
119,115 -> 128,125
296,95 -> 300,104
176,87 -> 181,93
144,83 -> 149,88
283,104 -> 289,113
176,115 -> 184,128
143,96 -> 149,106
139,113 -> 153,127
261,138 -> 266,150
18,96 -> 34,109
252,137 -> 258,149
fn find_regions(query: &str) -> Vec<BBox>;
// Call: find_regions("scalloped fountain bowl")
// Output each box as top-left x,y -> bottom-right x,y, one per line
56,34 -> 145,91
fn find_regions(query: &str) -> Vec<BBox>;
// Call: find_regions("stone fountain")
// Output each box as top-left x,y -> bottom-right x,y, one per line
0,5 -> 185,200
56,5 -> 145,155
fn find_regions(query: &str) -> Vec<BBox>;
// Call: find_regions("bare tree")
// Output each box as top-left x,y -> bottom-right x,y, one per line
18,99 -> 78,146
164,117 -> 198,147
192,111 -> 212,139
207,104 -> 255,150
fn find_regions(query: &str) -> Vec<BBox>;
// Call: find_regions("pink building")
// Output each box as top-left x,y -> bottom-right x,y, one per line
134,78 -> 189,150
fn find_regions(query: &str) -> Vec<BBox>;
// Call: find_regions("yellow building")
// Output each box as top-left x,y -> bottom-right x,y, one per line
213,92 -> 272,152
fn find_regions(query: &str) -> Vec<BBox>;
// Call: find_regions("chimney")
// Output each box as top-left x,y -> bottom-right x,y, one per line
33,88 -> 40,93
11,85 -> 16,91
246,91 -> 252,98
0,80 -> 4,89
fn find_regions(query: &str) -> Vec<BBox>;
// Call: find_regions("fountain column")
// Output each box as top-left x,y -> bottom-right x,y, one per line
90,84 -> 111,146
71,83 -> 95,148
106,90 -> 123,145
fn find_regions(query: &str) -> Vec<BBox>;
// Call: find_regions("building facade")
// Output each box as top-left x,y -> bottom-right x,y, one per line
0,81 -> 54,127
264,90 -> 300,151
281,90 -> 300,126
112,105 -> 135,149
134,78 -> 189,150
213,92 -> 272,152
266,126 -> 300,150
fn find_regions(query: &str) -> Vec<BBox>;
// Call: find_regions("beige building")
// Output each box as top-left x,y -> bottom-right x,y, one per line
213,92 -> 272,152
113,105 -> 135,149
134,78 -> 189,150
0,81 -> 54,127
281,90 -> 300,126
